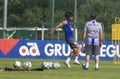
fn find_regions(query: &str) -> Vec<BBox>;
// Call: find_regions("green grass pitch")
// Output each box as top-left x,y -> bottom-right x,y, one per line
0,58 -> 120,79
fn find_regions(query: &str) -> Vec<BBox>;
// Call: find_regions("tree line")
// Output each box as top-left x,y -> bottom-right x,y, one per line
0,0 -> 120,40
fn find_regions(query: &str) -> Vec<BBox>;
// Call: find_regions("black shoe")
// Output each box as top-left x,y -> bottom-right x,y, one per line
95,68 -> 99,70
82,64 -> 88,70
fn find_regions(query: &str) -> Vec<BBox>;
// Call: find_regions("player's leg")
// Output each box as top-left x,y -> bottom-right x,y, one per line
65,51 -> 74,63
85,54 -> 90,69
93,45 -> 100,70
74,45 -> 80,64
76,44 -> 81,56
64,51 -> 74,68
64,38 -> 80,68
64,47 -> 80,67
82,44 -> 92,70
64,39 -> 74,68
94,55 -> 99,70
70,38 -> 80,64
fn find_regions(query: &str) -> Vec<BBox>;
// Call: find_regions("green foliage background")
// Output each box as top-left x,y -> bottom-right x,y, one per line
0,0 -> 120,40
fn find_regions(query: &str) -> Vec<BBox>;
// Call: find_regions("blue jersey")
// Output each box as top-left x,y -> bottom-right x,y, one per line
62,20 -> 73,39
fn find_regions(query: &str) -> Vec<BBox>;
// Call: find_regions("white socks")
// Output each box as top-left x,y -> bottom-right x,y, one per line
85,62 -> 99,69
66,57 -> 71,63
75,56 -> 79,62
85,62 -> 89,68
95,63 -> 99,69
66,56 -> 79,63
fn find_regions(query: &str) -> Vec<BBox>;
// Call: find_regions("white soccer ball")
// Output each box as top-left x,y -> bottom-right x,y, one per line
23,61 -> 32,69
53,62 -> 61,69
48,62 -> 53,68
13,61 -> 21,68
41,62 -> 50,69
82,62 -> 86,66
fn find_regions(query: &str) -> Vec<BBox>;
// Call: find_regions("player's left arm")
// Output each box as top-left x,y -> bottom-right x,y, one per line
99,25 -> 103,47
99,32 -> 103,47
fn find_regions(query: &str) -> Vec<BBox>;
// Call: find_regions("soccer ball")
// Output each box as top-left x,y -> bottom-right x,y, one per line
23,61 -> 32,69
13,61 -> 21,68
53,62 -> 61,69
41,62 -> 50,69
82,62 -> 86,66
48,62 -> 53,68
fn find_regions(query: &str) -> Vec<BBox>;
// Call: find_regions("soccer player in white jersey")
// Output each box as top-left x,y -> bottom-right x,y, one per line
82,12 -> 103,70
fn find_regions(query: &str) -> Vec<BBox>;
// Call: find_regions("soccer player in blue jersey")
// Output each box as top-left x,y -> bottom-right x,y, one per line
49,11 -> 81,68
82,12 -> 103,70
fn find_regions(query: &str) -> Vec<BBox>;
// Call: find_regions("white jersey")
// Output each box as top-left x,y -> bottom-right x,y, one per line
84,20 -> 102,45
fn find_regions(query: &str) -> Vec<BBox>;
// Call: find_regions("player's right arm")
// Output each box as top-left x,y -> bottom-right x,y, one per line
49,21 -> 67,35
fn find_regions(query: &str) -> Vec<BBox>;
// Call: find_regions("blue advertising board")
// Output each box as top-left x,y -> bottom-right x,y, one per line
0,39 -> 119,60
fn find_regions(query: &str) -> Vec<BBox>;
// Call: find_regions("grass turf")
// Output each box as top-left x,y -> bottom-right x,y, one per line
0,58 -> 120,79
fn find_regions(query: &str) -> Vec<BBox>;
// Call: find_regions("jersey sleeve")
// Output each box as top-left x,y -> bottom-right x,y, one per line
99,24 -> 103,32
84,23 -> 87,31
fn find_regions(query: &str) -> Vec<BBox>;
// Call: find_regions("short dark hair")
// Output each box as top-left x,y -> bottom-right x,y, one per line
90,12 -> 96,20
64,11 -> 73,19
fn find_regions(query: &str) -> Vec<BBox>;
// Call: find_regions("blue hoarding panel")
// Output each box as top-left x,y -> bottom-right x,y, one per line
0,39 -> 118,60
